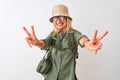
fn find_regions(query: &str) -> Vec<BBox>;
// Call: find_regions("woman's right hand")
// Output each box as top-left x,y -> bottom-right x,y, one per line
23,25 -> 39,47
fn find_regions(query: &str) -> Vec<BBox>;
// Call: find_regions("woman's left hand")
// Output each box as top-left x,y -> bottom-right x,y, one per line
85,30 -> 108,54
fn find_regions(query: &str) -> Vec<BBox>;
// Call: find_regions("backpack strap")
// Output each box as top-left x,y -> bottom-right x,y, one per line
68,31 -> 79,58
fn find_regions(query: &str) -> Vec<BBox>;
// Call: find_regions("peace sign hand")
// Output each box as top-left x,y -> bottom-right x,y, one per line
23,25 -> 39,47
85,30 -> 108,54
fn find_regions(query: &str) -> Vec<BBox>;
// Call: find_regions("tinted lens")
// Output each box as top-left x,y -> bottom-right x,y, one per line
53,17 -> 58,22
59,16 -> 66,20
52,16 -> 66,22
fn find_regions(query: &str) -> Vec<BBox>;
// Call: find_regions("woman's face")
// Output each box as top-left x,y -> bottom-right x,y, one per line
52,16 -> 67,31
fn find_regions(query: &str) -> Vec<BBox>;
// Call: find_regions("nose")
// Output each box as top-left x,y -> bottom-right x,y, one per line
56,18 -> 62,23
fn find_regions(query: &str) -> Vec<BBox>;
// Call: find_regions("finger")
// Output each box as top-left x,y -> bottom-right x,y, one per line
31,25 -> 35,36
94,44 -> 102,55
90,30 -> 98,43
27,42 -> 32,47
94,46 -> 102,55
95,43 -> 102,52
23,27 -> 31,36
99,31 -> 108,40
25,38 -> 32,47
94,50 -> 97,55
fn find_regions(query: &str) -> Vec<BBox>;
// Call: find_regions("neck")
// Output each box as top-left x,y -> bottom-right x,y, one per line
61,28 -> 66,35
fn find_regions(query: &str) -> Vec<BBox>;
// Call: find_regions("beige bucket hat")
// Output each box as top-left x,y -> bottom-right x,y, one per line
49,4 -> 72,22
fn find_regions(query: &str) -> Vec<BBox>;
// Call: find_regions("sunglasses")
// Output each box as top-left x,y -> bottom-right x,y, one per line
52,16 -> 66,22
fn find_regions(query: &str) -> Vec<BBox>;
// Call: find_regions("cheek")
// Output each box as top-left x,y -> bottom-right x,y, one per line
53,23 -> 59,29
53,23 -> 57,28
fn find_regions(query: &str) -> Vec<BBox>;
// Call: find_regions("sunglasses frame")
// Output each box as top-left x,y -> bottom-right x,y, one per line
52,16 -> 67,22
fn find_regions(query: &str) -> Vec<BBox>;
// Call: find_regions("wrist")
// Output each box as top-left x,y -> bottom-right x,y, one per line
83,39 -> 90,47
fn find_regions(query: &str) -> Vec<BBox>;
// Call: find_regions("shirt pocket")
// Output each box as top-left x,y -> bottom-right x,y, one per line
61,38 -> 70,49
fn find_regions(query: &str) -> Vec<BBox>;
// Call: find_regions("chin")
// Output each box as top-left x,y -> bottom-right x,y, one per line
56,26 -> 63,30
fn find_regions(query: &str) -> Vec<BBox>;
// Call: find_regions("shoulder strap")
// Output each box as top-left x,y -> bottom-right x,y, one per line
68,31 -> 79,58
44,46 -> 52,58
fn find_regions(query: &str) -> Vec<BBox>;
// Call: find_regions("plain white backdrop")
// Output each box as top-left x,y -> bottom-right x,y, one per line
0,0 -> 120,80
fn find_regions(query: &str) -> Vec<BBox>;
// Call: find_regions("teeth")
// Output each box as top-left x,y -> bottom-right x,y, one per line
57,23 -> 63,26
58,24 -> 61,26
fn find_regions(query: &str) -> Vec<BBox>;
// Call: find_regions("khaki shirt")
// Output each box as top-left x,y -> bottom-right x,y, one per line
41,30 -> 86,80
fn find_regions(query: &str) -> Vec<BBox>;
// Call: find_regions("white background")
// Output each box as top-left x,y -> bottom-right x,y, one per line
0,0 -> 120,80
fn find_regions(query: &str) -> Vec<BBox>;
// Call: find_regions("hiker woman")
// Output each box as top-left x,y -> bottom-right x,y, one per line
23,4 -> 108,80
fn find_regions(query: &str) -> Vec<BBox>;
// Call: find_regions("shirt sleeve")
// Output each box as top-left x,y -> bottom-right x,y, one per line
40,32 -> 53,50
73,30 -> 88,47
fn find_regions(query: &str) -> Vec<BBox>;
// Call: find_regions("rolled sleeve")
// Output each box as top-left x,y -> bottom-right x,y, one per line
40,32 -> 53,50
73,30 -> 88,47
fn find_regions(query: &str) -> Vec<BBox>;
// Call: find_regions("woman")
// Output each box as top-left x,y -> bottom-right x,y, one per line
23,4 -> 108,80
